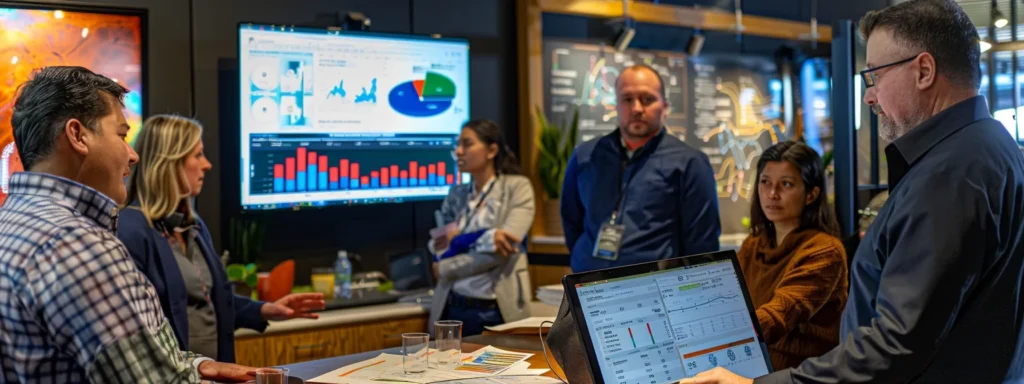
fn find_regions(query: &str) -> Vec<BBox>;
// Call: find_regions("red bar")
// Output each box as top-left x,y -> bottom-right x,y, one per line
340,159 -> 349,177
285,158 -> 295,180
360,176 -> 369,186
409,161 -> 418,179
419,166 -> 427,180
390,165 -> 399,180
307,152 -> 317,170
446,174 -> 454,185
318,154 -> 327,170
351,163 -> 360,179
274,164 -> 284,178
428,164 -> 436,175
371,171 -> 379,178
297,147 -> 307,171
381,168 -> 390,186
400,170 -> 409,179
437,162 -> 446,178
329,167 -> 339,182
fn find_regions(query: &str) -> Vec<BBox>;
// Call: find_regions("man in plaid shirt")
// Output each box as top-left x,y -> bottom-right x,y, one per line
0,66 -> 256,383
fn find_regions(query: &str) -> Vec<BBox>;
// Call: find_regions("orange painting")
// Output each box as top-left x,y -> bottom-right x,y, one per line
0,6 -> 143,204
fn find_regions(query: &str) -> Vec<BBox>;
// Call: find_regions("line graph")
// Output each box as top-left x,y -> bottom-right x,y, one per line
675,294 -> 742,312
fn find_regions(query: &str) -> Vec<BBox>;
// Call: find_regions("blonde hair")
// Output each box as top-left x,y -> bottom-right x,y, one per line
124,114 -> 204,224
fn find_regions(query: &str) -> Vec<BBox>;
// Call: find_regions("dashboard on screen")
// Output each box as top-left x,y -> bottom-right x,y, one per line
238,24 -> 469,210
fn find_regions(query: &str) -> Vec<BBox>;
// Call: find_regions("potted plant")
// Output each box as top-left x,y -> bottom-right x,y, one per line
226,216 -> 266,299
535,105 -> 579,236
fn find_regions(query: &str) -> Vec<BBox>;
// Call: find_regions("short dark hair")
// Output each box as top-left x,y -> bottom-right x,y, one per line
462,119 -> 519,175
749,141 -> 840,242
858,0 -> 980,90
11,66 -> 128,170
617,64 -> 667,100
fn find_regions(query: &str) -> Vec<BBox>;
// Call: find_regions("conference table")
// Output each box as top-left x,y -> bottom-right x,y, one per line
283,333 -> 566,382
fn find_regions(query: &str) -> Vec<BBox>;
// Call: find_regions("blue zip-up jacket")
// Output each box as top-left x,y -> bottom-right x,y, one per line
560,128 -> 721,272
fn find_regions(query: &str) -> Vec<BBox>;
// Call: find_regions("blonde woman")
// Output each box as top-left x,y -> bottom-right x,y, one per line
117,114 -> 325,363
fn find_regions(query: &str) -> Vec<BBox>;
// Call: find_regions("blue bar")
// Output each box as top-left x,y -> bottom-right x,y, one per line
297,172 -> 306,191
390,177 -> 398,186
350,179 -> 359,189
330,182 -> 339,190
286,179 -> 296,192
429,175 -> 436,186
401,178 -> 408,187
341,176 -> 349,190
411,178 -> 418,187
371,177 -> 380,188
420,178 -> 427,185
308,165 -> 318,191
319,172 -> 328,190
274,178 -> 284,192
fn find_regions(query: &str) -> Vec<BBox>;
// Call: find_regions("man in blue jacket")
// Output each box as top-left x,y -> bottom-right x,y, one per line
561,64 -> 721,272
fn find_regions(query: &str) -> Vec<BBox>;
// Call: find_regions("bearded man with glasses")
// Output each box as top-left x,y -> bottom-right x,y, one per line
682,0 -> 1024,383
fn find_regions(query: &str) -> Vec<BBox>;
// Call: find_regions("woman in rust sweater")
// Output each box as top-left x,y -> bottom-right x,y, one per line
738,140 -> 848,370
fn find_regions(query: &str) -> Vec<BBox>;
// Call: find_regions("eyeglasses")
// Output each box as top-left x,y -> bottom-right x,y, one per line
859,54 -> 919,88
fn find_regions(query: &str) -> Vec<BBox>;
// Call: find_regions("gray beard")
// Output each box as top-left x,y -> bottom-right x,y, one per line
874,104 -> 927,142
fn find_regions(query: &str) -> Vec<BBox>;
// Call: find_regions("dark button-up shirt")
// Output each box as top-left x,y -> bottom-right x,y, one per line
758,96 -> 1024,383
560,128 -> 721,272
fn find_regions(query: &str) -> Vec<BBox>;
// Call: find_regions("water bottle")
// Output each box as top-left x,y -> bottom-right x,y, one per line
334,250 -> 352,299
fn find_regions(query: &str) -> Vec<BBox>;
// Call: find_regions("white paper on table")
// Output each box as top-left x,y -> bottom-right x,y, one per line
306,346 -> 540,384
499,361 -> 549,376
306,353 -> 406,384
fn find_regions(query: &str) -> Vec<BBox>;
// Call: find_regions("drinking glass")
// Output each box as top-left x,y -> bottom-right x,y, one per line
402,332 -> 430,374
255,367 -> 285,384
270,366 -> 290,382
434,320 -> 463,369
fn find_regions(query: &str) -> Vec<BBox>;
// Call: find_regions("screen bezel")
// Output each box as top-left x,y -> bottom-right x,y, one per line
562,250 -> 774,383
235,22 -> 471,212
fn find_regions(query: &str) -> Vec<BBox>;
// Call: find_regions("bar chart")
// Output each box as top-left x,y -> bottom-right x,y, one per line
252,146 -> 457,195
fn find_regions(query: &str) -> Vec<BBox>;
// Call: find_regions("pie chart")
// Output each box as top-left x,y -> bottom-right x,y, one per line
388,72 -> 456,117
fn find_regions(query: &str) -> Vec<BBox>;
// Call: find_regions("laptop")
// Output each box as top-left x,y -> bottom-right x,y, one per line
562,250 -> 773,383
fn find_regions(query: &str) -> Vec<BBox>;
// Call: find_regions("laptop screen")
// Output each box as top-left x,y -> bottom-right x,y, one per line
573,259 -> 771,383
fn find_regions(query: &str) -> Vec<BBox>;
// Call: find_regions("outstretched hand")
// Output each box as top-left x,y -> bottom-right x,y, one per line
678,367 -> 754,384
198,360 -> 256,382
261,292 -> 326,321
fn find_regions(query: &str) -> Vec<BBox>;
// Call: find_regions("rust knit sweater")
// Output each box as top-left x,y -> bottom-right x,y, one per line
737,229 -> 848,371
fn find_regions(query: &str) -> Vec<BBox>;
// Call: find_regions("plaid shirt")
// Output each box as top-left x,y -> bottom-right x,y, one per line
0,172 -> 208,383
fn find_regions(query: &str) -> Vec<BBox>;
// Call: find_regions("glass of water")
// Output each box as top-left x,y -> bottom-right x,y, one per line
434,320 -> 463,370
255,367 -> 284,384
402,332 -> 430,374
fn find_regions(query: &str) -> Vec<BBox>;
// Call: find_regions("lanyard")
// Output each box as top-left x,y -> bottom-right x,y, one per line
460,176 -> 499,231
611,147 -> 642,224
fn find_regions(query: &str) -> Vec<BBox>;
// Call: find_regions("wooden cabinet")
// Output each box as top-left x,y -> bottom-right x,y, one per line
235,315 -> 428,367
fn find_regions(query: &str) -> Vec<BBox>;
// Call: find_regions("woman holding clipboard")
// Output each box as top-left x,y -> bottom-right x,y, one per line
427,119 -> 536,337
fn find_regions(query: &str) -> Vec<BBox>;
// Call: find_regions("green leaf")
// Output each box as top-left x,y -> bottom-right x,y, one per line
226,264 -> 245,282
245,263 -> 257,275
245,271 -> 259,288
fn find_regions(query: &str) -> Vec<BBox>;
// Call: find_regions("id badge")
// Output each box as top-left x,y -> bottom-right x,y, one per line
592,222 -> 625,261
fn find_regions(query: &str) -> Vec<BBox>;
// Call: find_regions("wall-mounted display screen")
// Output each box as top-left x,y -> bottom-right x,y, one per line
238,24 -> 470,210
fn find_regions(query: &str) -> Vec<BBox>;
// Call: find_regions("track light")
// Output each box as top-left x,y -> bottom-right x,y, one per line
993,6 -> 1009,28
687,30 -> 705,56
981,39 -> 993,53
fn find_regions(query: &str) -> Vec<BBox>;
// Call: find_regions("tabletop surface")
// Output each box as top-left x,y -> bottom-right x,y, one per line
284,334 -> 563,382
